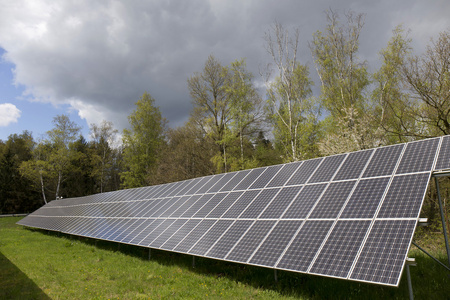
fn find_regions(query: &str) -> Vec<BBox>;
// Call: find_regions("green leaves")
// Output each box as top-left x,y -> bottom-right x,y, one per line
121,92 -> 166,188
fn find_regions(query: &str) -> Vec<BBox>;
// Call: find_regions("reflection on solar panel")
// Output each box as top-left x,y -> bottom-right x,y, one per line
17,135 -> 449,287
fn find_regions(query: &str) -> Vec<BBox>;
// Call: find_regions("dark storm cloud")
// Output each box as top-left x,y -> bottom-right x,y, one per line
0,0 -> 448,132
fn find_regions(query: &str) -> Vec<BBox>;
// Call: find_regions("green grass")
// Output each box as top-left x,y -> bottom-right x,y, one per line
1,217 -> 449,299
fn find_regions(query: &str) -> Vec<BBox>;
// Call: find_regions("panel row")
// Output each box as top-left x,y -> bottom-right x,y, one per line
19,215 -> 415,286
30,173 -> 431,221
17,135 -> 449,287
43,136 -> 447,210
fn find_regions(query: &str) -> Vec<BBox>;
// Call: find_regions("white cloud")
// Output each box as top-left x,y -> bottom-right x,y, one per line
0,103 -> 21,126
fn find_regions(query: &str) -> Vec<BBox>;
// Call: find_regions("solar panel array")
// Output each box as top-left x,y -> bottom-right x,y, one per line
17,135 -> 450,286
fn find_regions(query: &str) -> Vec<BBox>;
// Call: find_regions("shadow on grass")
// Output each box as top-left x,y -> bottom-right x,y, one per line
37,229 -> 450,300
0,251 -> 51,300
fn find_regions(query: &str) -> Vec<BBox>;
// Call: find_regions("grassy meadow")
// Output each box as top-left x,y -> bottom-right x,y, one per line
1,217 -> 449,299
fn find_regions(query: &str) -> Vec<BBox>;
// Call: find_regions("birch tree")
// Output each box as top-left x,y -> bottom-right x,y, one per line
90,120 -> 118,193
263,22 -> 320,161
310,9 -> 369,121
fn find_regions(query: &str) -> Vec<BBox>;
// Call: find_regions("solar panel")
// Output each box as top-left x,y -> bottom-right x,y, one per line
309,220 -> 371,278
286,159 -> 322,185
249,220 -> 303,267
266,162 -> 302,187
259,186 -> 302,219
188,219 -> 234,256
277,220 -> 334,272
160,219 -> 202,251
362,144 -> 404,178
396,138 -> 440,174
435,135 -> 450,170
282,184 -> 327,219
349,219 -> 417,286
340,177 -> 390,218
225,220 -> 276,263
17,135 -> 450,288
206,220 -> 254,259
308,154 -> 346,183
309,181 -> 357,219
377,173 -> 430,218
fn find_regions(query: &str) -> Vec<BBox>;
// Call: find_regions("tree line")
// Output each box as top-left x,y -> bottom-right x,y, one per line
1,11 -> 449,230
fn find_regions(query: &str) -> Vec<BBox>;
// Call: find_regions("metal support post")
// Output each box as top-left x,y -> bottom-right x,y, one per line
406,264 -> 414,300
435,177 -> 450,269
148,249 -> 151,260
412,241 -> 450,272
192,256 -> 196,268
274,269 -> 278,282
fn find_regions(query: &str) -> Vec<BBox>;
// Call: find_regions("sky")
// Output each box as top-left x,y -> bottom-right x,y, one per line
0,0 -> 449,141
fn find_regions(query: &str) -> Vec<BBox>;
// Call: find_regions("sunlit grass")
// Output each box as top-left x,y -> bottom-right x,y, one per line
1,217 -> 449,299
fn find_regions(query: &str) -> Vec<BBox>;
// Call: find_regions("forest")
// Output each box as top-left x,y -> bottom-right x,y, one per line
1,12 -> 449,233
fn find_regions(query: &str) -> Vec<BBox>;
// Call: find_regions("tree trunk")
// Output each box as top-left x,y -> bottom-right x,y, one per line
39,172 -> 47,204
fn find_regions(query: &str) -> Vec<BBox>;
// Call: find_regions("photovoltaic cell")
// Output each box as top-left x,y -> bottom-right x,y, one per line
249,165 -> 283,189
196,174 -> 224,194
435,135 -> 450,170
167,180 -> 190,197
220,170 -> 251,192
121,219 -> 155,243
266,162 -> 302,187
114,219 -> 145,242
340,177 -> 390,218
282,184 -> 327,219
286,159 -> 322,186
176,177 -> 201,196
350,220 -> 417,286
309,220 -> 371,278
362,144 -> 404,178
233,168 -> 266,191
259,186 -> 302,219
169,195 -> 201,218
181,194 -> 213,218
149,219 -> 188,248
158,182 -> 179,198
222,190 -> 260,218
193,193 -> 227,218
101,219 -> 129,240
184,176 -> 211,195
207,173 -> 236,193
128,219 -> 161,245
107,219 -> 135,240
206,220 -> 254,259
277,220 -> 333,272
160,219 -> 202,251
226,220 -> 276,263
206,191 -> 243,218
159,197 -> 186,217
377,173 -> 430,218
239,188 -> 280,219
309,181 -> 356,219
174,219 -> 216,253
188,220 -> 234,256
396,138 -> 439,174
142,199 -> 164,217
138,219 -> 176,247
333,149 -> 373,181
249,220 -> 303,267
308,154 -> 346,183
150,197 -> 180,217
